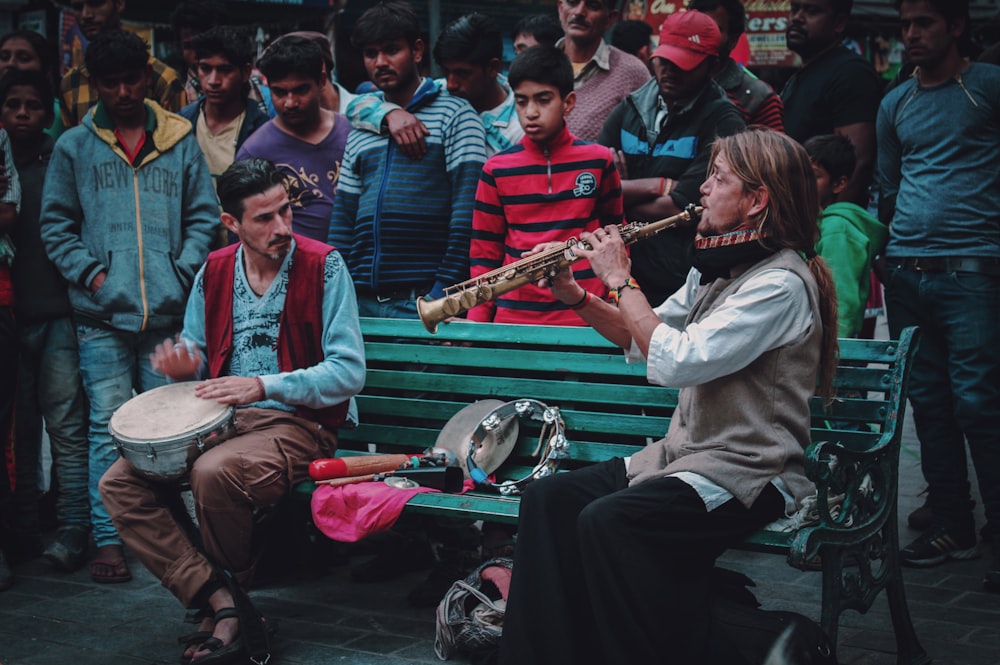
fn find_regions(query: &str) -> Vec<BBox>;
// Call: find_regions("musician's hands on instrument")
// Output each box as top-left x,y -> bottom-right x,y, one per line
194,376 -> 265,405
576,225 -> 632,288
150,336 -> 202,381
385,109 -> 429,160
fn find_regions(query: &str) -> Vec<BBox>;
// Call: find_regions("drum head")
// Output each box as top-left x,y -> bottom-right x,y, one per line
109,382 -> 232,444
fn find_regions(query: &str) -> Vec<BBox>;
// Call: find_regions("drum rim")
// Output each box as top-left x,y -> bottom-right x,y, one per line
111,408 -> 234,446
108,381 -> 234,444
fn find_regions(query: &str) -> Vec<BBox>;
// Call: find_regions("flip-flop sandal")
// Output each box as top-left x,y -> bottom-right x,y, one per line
89,556 -> 132,583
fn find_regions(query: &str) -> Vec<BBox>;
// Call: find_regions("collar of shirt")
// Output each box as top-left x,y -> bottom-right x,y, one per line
481,75 -> 517,130
93,100 -> 157,133
557,38 -> 612,85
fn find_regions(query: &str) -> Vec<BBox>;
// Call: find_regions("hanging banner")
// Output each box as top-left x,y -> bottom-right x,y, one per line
744,1 -> 797,67
622,0 -> 682,31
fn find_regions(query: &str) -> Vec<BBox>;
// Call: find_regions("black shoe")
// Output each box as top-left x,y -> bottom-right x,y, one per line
350,536 -> 434,583
900,526 -> 979,567
0,550 -> 12,591
43,526 -> 89,572
985,537 -> 1000,593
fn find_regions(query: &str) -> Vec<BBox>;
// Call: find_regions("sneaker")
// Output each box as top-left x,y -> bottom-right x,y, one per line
985,536 -> 1000,593
900,526 -> 980,567
0,550 -> 12,591
43,526 -> 90,572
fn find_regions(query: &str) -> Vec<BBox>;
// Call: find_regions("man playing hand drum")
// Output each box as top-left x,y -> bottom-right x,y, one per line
100,159 -> 366,665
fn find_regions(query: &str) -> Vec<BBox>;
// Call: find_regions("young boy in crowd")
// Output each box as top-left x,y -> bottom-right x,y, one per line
468,45 -> 623,325
805,134 -> 888,338
4,70 -> 91,578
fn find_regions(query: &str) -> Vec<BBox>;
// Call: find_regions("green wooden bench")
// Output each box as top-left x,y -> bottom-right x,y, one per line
302,316 -> 926,665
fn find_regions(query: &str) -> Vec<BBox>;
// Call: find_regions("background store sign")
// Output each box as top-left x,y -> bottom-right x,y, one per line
744,1 -> 797,67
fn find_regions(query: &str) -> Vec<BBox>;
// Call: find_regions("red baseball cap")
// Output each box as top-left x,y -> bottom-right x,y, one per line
652,10 -> 722,71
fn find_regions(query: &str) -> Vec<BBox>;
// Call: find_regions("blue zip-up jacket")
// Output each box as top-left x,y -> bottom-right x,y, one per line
328,78 -> 487,298
40,101 -> 217,332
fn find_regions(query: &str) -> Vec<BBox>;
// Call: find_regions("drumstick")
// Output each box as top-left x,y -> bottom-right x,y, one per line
308,454 -> 415,481
317,473 -> 379,487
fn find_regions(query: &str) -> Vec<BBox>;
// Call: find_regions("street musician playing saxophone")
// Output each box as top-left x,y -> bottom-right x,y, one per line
499,128 -> 840,665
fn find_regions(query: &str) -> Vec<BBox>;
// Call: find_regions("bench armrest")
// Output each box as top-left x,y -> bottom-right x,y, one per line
787,435 -> 898,570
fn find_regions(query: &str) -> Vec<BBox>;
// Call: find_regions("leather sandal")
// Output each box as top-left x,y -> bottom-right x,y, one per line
189,607 -> 244,665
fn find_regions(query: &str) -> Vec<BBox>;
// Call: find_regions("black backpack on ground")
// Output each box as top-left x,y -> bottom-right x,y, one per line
708,567 -> 838,665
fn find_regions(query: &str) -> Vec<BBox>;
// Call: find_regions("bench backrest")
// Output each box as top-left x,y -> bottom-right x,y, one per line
340,318 -> 918,486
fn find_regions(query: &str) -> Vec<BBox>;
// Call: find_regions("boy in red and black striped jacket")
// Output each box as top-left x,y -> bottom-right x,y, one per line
468,45 -> 623,325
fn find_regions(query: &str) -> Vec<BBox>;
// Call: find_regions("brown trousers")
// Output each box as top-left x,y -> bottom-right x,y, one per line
101,408 -> 336,607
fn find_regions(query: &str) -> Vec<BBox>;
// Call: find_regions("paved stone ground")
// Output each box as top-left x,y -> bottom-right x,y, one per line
1,411 -> 998,665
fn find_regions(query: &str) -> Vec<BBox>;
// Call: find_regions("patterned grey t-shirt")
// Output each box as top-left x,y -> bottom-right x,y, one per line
226,246 -> 292,412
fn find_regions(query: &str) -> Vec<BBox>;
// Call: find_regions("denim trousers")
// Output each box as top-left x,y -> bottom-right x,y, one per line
885,265 -> 1000,534
355,293 -> 419,319
15,317 -> 90,534
76,323 -> 173,547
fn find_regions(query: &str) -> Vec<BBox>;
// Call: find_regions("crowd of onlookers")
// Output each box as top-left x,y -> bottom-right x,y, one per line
0,0 -> 996,626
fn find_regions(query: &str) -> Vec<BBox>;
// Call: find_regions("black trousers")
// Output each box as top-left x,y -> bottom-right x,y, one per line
499,458 -> 784,665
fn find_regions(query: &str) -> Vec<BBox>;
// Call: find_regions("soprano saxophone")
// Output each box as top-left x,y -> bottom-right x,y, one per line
417,204 -> 703,333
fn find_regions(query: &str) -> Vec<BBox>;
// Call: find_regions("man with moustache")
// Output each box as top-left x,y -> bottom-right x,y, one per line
236,36 -> 350,242
781,0 -> 881,207
877,0 -> 1000,592
329,0 -> 486,319
61,0 -> 185,127
101,158 -> 366,663
598,10 -> 745,307
557,0 -> 650,141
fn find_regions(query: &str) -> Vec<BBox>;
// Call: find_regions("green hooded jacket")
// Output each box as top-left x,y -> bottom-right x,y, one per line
816,202 -> 889,338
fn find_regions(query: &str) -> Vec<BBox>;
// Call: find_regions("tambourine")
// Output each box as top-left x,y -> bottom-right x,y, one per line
466,399 -> 569,496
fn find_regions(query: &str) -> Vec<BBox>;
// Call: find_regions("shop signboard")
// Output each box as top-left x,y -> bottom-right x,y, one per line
743,1 -> 797,67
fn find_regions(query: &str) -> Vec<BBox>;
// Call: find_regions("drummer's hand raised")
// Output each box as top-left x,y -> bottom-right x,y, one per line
150,337 -> 202,380
194,376 -> 265,405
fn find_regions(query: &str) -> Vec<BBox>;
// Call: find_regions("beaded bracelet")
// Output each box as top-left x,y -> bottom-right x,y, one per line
608,277 -> 640,305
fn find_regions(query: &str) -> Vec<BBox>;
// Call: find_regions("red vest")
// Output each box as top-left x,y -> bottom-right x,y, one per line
203,234 -> 348,429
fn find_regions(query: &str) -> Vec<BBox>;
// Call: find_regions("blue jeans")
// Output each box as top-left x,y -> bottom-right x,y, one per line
76,324 -> 172,547
885,264 -> 1000,534
16,317 -> 90,532
355,293 -> 420,319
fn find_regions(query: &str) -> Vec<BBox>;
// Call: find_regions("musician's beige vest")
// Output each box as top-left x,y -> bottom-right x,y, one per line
627,249 -> 820,510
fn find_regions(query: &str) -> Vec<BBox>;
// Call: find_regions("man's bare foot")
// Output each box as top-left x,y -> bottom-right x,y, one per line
89,544 -> 132,583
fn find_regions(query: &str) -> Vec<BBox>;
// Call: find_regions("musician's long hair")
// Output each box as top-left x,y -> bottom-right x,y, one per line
710,128 -> 838,401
